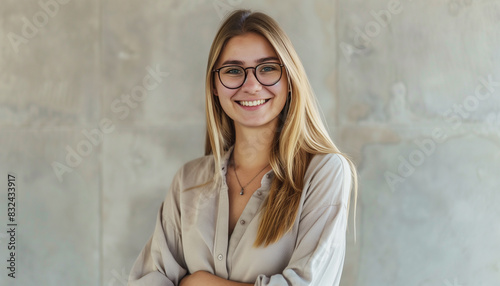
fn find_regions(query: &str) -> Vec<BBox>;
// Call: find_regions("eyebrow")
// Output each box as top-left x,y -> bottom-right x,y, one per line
221,56 -> 280,66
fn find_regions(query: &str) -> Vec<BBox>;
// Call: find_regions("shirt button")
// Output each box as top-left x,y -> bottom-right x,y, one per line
256,191 -> 262,196
240,220 -> 245,225
266,174 -> 271,178
217,254 -> 223,261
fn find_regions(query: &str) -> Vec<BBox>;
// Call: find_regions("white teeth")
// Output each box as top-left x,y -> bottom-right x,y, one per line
239,99 -> 267,107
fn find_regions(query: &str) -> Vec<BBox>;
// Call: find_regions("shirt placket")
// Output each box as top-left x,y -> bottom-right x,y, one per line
212,151 -> 233,278
226,171 -> 274,274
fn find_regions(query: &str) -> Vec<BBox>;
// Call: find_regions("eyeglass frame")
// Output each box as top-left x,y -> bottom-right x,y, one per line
212,62 -> 285,90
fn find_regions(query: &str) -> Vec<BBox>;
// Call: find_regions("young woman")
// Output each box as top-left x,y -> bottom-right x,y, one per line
128,9 -> 357,286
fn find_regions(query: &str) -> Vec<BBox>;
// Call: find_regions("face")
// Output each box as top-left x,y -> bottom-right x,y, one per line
213,32 -> 288,131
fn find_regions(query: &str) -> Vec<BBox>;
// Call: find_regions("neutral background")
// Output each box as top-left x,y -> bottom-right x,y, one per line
1,0 -> 499,285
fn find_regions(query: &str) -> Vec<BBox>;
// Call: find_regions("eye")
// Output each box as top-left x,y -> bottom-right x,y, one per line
259,64 -> 279,73
227,69 -> 241,74
221,67 -> 243,75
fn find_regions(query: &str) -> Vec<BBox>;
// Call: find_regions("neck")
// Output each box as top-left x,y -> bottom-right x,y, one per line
232,121 -> 277,171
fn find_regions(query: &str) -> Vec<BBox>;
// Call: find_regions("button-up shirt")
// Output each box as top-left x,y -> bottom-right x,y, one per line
128,144 -> 352,286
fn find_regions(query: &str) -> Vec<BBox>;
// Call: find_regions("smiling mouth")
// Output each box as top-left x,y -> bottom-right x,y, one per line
236,99 -> 271,107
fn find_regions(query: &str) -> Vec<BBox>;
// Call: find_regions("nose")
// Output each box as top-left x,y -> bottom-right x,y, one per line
241,68 -> 262,94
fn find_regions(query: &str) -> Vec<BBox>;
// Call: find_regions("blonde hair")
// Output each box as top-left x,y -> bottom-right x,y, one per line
202,9 -> 358,246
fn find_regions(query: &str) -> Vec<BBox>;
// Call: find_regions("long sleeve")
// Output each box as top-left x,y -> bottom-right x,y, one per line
254,153 -> 352,286
128,169 -> 188,286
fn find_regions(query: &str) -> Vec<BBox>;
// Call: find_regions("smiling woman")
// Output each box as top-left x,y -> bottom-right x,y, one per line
128,9 -> 358,286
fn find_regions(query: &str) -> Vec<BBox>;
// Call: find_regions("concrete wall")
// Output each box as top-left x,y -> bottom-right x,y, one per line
1,0 -> 499,285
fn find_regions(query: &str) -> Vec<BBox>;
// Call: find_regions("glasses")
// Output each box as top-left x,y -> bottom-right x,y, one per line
213,62 -> 284,89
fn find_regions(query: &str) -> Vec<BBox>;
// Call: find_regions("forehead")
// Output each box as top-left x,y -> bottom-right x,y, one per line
218,32 -> 278,65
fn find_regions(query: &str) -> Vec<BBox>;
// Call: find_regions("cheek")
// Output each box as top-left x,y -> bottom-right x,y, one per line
269,82 -> 288,99
215,83 -> 238,102
215,79 -> 230,95
214,76 -> 227,97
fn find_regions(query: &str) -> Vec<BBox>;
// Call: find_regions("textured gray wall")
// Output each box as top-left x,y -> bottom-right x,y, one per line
1,0 -> 499,285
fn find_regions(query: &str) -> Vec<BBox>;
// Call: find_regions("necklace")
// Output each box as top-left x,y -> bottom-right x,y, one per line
231,153 -> 270,195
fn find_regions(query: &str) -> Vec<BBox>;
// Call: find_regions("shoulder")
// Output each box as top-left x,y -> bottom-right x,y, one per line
306,152 -> 352,177
171,153 -> 215,191
303,152 -> 353,207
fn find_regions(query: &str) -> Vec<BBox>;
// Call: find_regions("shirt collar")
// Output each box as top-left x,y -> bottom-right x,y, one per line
220,145 -> 235,173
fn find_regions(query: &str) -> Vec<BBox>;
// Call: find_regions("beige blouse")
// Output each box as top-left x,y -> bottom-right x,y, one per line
128,145 -> 352,286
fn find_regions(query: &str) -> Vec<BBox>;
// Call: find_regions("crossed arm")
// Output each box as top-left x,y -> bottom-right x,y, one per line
129,153 -> 352,286
180,271 -> 253,286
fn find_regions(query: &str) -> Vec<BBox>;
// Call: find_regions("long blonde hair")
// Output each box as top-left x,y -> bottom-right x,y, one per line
203,9 -> 358,246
